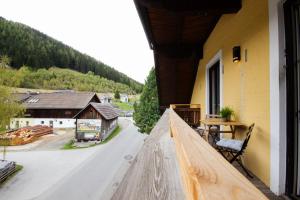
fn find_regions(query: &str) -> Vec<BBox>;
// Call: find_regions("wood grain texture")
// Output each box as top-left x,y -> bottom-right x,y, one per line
111,110 -> 185,200
169,109 -> 268,200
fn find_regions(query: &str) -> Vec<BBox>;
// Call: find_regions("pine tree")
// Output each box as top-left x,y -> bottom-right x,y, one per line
133,68 -> 160,134
114,90 -> 120,99
0,55 -> 10,69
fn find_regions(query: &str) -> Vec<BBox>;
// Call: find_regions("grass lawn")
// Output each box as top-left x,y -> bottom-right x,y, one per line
0,164 -> 23,186
113,101 -> 133,111
62,125 -> 122,150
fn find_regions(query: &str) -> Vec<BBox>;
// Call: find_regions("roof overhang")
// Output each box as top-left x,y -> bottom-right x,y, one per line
134,0 -> 241,109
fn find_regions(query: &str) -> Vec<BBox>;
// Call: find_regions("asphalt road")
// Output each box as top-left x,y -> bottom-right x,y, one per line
0,120 -> 147,200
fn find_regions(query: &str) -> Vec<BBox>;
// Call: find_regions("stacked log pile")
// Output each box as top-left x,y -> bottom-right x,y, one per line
0,125 -> 53,146
0,160 -> 16,183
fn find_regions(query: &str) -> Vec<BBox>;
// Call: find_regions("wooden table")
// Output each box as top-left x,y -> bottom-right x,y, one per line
200,119 -> 245,139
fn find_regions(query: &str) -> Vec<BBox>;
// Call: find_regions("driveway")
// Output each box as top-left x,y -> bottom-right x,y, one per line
4,117 -> 131,152
0,120 -> 147,200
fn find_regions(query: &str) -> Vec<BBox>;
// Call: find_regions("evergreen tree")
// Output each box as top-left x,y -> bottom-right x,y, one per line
114,90 -> 120,99
133,68 -> 160,134
0,55 -> 10,69
0,86 -> 24,132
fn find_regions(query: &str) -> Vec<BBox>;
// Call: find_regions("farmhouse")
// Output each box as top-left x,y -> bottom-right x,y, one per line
74,103 -> 119,141
11,92 -> 101,129
99,95 -> 112,103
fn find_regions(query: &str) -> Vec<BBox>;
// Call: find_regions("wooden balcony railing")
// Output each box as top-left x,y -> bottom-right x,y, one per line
169,108 -> 267,200
171,104 -> 201,127
111,109 -> 267,200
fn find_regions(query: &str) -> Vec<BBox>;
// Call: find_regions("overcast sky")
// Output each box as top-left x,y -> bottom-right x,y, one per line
0,0 -> 154,83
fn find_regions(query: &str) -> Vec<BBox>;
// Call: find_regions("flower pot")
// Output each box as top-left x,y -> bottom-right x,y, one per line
221,116 -> 231,122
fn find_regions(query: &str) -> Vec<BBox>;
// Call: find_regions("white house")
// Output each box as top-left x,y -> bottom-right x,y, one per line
120,94 -> 129,103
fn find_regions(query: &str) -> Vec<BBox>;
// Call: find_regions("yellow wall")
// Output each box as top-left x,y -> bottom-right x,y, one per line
191,0 -> 270,185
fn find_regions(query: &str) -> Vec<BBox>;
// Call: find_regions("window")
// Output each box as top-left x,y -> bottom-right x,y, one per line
28,98 -> 39,103
41,121 -> 44,124
59,121 -> 63,125
26,121 -> 29,126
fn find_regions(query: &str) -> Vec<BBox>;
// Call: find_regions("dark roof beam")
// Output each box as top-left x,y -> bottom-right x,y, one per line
154,44 -> 203,59
137,0 -> 242,14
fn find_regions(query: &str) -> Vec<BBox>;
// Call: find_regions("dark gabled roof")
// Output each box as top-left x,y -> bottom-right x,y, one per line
13,93 -> 31,102
90,103 -> 119,120
134,0 -> 241,109
74,103 -> 119,120
21,92 -> 100,109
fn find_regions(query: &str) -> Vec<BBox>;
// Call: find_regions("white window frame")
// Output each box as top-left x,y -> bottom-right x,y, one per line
205,50 -> 224,115
269,0 -> 287,195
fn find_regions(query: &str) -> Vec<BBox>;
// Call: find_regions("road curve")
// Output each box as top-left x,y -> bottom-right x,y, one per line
0,121 -> 146,200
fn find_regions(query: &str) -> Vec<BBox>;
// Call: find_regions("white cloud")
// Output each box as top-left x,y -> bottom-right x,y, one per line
0,0 -> 154,83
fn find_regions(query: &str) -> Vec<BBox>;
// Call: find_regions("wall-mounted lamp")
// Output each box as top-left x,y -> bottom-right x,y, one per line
233,46 -> 241,63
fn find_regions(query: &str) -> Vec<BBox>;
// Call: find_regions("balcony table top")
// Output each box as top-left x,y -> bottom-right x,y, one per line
200,119 -> 245,127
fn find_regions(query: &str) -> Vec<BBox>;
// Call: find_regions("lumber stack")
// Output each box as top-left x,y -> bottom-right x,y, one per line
0,160 -> 16,183
0,125 -> 53,146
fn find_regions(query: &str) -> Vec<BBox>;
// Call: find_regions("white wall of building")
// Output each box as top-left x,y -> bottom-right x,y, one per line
120,95 -> 128,103
100,97 -> 112,103
10,118 -> 76,129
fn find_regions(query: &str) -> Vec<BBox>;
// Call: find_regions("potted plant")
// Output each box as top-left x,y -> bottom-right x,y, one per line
219,107 -> 234,122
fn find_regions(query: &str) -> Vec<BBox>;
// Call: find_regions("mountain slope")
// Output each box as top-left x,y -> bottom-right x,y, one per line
0,67 -> 137,94
0,17 -> 142,93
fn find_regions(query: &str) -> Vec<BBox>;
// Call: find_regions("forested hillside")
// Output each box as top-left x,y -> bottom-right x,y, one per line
0,67 -> 137,94
0,17 -> 142,93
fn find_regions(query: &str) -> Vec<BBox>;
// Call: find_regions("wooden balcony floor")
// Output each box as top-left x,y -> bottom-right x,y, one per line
234,162 -> 285,200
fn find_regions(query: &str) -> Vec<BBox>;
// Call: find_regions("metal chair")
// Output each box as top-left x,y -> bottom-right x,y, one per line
216,123 -> 255,178
196,114 -> 221,141
205,114 -> 222,144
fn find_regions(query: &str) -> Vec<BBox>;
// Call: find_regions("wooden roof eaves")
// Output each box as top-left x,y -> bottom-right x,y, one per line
134,0 -> 155,49
136,0 -> 242,14
154,43 -> 203,59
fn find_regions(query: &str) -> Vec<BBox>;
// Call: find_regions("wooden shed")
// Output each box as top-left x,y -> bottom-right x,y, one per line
74,103 -> 119,141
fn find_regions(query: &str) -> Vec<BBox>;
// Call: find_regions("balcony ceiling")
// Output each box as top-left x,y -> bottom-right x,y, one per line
134,0 -> 242,109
